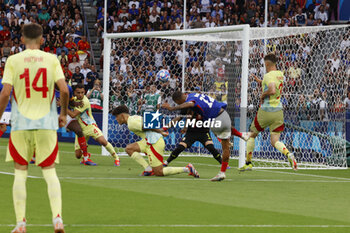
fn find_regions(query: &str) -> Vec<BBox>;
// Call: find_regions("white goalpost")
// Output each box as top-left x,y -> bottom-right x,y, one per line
102,25 -> 250,163
102,21 -> 349,169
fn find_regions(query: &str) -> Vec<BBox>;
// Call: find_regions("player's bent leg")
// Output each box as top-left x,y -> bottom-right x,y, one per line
74,135 -> 95,164
96,135 -> 120,166
68,120 -> 89,158
231,126 -> 250,142
239,132 -> 258,172
211,138 -> 230,182
125,142 -> 141,156
204,141 -> 222,164
153,163 -> 199,178
126,141 -> 151,172
165,142 -> 187,166
271,133 -> 297,170
152,165 -> 165,176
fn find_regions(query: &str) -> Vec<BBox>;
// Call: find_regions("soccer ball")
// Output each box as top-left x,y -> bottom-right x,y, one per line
156,69 -> 170,82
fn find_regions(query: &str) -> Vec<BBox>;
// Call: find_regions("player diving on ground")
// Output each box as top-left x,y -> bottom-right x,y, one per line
112,105 -> 200,178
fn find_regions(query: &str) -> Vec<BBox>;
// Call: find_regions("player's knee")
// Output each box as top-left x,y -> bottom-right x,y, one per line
75,129 -> 84,138
153,168 -> 164,176
75,149 -> 82,159
172,144 -> 186,157
205,143 -> 220,156
125,144 -> 135,156
221,139 -> 230,148
270,137 -> 279,147
97,137 -> 108,146
179,142 -> 187,148
0,124 -> 6,132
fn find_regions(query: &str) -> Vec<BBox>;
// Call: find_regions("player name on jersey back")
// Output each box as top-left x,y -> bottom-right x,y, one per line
2,49 -> 65,131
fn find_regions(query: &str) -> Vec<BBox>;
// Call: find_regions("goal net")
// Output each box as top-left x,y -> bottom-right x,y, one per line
103,25 -> 349,169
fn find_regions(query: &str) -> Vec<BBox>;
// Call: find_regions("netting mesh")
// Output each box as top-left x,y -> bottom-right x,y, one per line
106,26 -> 349,169
246,26 -> 349,168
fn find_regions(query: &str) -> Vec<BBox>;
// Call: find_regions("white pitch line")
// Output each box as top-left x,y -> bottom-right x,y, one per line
0,171 -> 41,179
244,179 -> 350,183
0,224 -> 350,228
0,171 -> 232,181
257,169 -> 350,181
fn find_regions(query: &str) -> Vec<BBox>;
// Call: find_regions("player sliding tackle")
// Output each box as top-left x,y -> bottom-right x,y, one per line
162,92 -> 249,181
68,84 -> 120,166
0,23 -> 67,233
112,105 -> 199,178
240,53 -> 297,171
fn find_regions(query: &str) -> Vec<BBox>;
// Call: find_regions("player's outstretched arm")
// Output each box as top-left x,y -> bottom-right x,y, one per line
162,102 -> 195,111
56,79 -> 69,127
0,83 -> 11,119
251,74 -> 262,83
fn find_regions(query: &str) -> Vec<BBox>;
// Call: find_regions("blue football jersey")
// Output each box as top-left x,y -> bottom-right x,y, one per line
0,80 -> 11,112
55,85 -> 73,114
186,93 -> 227,120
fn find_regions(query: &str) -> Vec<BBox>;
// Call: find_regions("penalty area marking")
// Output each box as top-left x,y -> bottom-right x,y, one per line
0,224 -> 350,228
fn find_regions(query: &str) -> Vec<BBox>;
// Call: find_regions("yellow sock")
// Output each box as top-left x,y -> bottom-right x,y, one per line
246,138 -> 255,162
163,167 -> 185,176
274,141 -> 290,156
13,169 -> 27,223
105,143 -> 119,160
131,152 -> 149,169
42,168 -> 62,219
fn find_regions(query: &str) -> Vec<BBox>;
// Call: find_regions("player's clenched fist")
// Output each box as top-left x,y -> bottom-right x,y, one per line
59,115 -> 67,128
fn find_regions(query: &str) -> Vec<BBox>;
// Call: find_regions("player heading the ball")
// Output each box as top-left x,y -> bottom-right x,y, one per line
162,92 -> 249,181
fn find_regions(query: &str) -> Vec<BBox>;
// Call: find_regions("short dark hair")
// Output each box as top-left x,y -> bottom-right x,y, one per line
172,91 -> 184,102
264,53 -> 278,64
73,83 -> 85,91
112,105 -> 129,116
22,23 -> 43,39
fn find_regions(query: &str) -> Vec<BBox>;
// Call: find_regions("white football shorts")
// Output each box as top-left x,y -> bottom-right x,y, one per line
0,112 -> 11,125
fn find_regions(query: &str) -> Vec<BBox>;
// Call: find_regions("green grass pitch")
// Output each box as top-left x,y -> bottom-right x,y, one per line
0,138 -> 349,233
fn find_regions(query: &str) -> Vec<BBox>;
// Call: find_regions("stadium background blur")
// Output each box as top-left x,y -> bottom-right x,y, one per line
0,0 -> 349,138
